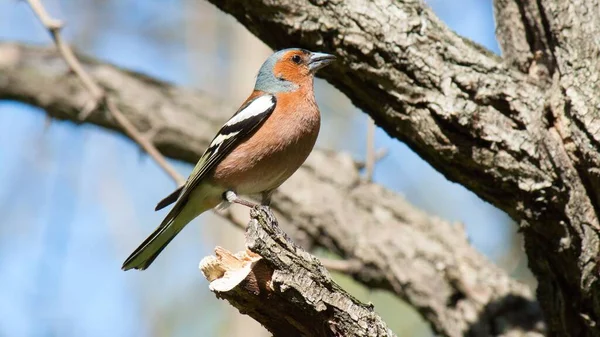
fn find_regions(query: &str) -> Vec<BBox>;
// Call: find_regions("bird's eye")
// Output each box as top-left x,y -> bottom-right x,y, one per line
291,55 -> 302,64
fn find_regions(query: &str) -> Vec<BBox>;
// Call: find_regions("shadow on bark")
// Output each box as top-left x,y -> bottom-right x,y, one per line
467,294 -> 544,336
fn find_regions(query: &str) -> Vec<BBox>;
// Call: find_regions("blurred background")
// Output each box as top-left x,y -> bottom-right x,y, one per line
0,0 -> 536,336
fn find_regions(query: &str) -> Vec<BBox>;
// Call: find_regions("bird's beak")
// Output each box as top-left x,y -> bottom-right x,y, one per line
308,52 -> 336,73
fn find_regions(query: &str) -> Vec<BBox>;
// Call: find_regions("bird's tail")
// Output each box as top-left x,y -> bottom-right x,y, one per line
122,202 -> 201,271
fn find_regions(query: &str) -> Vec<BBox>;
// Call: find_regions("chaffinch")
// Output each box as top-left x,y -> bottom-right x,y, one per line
122,48 -> 335,270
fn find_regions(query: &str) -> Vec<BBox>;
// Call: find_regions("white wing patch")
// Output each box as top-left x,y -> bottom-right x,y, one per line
209,131 -> 240,151
225,95 -> 275,127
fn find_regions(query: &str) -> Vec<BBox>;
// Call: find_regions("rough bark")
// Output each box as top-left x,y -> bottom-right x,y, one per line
494,1 -> 600,335
0,42 -> 542,336
493,0 -> 555,78
203,0 -> 600,335
200,207 -> 395,337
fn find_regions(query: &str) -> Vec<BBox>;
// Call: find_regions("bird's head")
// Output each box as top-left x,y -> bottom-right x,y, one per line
254,48 -> 336,94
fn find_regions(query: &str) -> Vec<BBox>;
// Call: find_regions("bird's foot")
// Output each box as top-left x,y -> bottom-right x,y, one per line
223,191 -> 260,208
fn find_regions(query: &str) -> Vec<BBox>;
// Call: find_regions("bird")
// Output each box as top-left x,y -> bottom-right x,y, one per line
122,48 -> 336,271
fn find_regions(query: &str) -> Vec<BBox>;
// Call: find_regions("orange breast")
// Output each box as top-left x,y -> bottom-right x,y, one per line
208,91 -> 320,194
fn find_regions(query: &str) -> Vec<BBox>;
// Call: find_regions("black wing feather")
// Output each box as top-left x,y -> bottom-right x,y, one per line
155,185 -> 183,211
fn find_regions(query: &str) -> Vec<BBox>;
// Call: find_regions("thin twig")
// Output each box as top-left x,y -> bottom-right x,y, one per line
364,117 -> 376,182
25,0 -> 185,186
26,0 -> 101,98
355,148 -> 388,170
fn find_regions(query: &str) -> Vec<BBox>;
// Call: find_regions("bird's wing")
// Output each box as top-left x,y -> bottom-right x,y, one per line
155,94 -> 277,211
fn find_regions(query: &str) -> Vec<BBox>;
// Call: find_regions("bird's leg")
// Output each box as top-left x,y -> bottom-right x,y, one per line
261,190 -> 274,206
223,190 -> 259,208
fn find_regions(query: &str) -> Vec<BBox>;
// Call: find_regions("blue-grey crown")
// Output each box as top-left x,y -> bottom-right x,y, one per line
254,48 -> 308,94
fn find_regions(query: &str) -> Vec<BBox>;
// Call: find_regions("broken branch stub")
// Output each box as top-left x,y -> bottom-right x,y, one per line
200,207 -> 395,337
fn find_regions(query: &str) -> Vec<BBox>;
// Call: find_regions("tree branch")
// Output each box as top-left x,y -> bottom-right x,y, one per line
273,166 -> 544,336
0,42 -> 542,336
203,0 -> 600,334
362,117 -> 377,182
493,0 -> 555,78
200,207 -> 395,337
